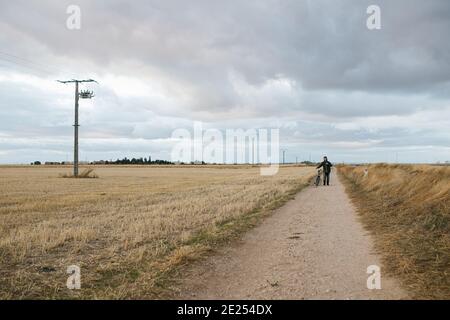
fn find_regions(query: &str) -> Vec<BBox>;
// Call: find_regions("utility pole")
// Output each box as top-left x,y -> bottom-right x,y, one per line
58,79 -> 97,177
74,81 -> 79,176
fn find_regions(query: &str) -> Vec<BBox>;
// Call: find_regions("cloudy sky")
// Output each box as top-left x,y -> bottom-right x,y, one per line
0,0 -> 449,164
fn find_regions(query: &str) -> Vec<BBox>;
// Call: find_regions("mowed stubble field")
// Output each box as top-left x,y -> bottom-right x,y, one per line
0,165 -> 314,299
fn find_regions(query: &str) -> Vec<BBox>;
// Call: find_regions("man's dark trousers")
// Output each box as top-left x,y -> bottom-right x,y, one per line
323,173 -> 330,186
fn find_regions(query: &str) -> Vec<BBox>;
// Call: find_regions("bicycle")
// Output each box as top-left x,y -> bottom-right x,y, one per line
314,169 -> 322,187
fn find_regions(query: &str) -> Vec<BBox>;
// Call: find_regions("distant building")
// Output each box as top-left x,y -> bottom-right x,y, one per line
45,162 -> 60,165
91,160 -> 107,165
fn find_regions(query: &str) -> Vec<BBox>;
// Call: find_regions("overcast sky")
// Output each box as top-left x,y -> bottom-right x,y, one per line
0,0 -> 449,164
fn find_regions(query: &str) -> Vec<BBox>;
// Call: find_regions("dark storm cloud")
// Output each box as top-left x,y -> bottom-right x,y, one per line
2,1 -> 450,98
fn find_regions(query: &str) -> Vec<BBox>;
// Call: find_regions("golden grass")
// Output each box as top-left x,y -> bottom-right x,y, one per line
0,165 -> 314,299
338,164 -> 449,299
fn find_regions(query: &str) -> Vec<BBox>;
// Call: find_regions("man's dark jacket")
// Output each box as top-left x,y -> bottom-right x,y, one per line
317,160 -> 333,174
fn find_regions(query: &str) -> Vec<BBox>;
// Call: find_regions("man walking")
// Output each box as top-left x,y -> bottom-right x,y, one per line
317,156 -> 333,186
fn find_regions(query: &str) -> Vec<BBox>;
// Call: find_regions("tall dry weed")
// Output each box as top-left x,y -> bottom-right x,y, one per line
339,164 -> 449,299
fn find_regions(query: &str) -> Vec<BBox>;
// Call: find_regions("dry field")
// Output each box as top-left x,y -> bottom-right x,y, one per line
339,164 -> 450,299
0,165 -> 314,299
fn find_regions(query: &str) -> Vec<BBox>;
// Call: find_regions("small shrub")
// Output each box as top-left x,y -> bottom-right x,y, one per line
60,168 -> 98,179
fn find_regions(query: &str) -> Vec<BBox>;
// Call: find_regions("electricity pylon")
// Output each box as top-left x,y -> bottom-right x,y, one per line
57,79 -> 98,177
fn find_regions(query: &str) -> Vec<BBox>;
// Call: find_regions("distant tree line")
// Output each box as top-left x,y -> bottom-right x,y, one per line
31,158 -> 325,166
31,157 -> 175,166
103,157 -> 174,165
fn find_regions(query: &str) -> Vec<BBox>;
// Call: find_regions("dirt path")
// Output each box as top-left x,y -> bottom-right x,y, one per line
175,171 -> 408,300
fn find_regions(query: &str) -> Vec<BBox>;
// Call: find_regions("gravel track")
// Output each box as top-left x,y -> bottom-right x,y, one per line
176,171 -> 408,300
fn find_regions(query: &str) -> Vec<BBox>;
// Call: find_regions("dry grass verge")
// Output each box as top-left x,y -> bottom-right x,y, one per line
338,164 -> 449,299
0,165 -> 314,299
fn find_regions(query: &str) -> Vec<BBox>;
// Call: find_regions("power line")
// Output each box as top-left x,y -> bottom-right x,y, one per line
0,51 -> 64,76
0,57 -> 52,76
0,51 -> 62,72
